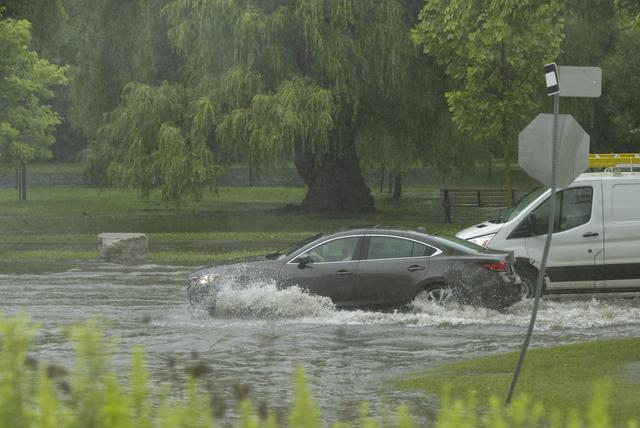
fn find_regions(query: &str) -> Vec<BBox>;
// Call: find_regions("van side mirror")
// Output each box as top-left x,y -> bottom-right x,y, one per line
508,213 -> 537,239
526,212 -> 537,233
295,254 -> 312,269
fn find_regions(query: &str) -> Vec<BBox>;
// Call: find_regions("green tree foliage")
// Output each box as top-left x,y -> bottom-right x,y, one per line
555,0 -> 616,154
1,0 -> 86,162
0,12 -> 68,199
603,24 -> 640,152
552,1 -> 640,154
596,2 -> 640,153
412,0 -> 564,205
0,0 -> 66,61
90,82 -> 220,204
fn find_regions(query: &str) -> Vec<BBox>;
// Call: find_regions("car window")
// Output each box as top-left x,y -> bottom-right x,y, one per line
281,233 -> 324,258
366,236 -> 435,260
307,237 -> 359,263
514,186 -> 593,237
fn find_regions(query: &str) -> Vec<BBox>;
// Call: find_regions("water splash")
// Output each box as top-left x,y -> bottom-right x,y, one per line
188,268 -> 640,330
212,281 -> 336,318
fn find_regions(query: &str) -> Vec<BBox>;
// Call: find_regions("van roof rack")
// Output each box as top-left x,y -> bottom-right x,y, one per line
589,153 -> 640,169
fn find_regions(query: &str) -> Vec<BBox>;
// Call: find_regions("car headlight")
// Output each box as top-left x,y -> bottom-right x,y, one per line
196,273 -> 220,285
467,234 -> 495,248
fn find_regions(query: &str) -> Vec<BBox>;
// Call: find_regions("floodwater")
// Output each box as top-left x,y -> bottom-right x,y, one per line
1,262 -> 640,425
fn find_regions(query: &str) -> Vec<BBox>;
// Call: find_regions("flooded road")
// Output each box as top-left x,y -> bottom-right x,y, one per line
1,262 -> 640,425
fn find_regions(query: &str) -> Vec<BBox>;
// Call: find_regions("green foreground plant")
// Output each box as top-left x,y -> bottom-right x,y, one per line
0,315 -> 638,427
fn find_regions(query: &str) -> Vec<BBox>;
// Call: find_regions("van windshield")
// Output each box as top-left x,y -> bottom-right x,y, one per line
490,186 -> 547,223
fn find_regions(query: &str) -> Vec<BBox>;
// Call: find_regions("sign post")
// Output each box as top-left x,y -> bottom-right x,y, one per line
506,64 -> 601,405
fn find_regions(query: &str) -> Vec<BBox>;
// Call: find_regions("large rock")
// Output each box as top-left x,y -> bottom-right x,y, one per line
98,233 -> 149,263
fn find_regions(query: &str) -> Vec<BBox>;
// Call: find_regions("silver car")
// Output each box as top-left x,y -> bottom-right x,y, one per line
187,228 -> 522,311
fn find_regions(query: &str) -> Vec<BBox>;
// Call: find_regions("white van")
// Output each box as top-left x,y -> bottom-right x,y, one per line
456,171 -> 640,296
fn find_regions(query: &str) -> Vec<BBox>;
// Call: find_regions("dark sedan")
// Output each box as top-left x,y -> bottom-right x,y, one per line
187,228 -> 523,312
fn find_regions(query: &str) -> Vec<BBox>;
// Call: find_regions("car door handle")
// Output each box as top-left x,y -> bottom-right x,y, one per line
582,232 -> 599,238
335,270 -> 354,277
408,265 -> 426,272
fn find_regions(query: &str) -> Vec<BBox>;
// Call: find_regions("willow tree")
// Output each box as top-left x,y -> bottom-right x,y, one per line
64,0 -> 179,142
412,0 -> 564,206
163,0 -> 421,213
94,82 -> 220,204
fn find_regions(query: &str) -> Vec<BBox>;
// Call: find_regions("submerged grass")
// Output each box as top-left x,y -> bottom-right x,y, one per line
0,249 -> 97,261
400,338 -> 640,424
0,249 -> 274,266
151,249 -> 278,265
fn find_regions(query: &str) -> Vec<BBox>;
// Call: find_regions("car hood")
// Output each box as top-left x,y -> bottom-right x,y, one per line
456,221 -> 504,240
188,257 -> 282,282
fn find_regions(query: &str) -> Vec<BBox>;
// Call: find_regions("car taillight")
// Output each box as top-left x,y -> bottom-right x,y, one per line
481,261 -> 507,272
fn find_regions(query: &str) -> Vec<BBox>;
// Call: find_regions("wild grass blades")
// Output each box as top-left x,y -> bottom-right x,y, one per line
435,382 -> 639,428
0,315 -> 637,427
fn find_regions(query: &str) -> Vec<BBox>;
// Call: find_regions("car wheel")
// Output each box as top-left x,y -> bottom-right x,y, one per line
424,285 -> 454,306
516,265 -> 539,299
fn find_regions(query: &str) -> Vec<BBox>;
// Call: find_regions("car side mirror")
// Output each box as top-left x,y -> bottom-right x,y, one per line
295,254 -> 312,269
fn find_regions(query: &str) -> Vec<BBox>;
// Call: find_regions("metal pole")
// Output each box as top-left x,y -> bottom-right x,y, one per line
506,93 -> 560,405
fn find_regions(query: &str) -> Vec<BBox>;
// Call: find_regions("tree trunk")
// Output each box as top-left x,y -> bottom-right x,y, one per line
392,170 -> 402,200
502,142 -> 514,207
498,44 -> 513,208
294,139 -> 374,214
17,163 -> 27,201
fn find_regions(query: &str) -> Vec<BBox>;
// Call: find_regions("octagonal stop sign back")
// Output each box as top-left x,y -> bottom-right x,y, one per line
518,113 -> 590,188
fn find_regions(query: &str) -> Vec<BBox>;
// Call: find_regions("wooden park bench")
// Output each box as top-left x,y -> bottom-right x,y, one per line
441,188 -> 515,224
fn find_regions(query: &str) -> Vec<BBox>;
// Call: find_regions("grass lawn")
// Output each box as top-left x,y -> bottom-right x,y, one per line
0,184 -> 475,266
399,338 -> 640,424
0,161 -> 540,265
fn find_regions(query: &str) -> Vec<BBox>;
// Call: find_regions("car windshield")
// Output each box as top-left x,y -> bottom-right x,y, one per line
490,186 -> 547,223
265,233 -> 325,260
430,233 -> 486,253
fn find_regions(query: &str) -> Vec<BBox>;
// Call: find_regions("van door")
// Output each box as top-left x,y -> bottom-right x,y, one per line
522,183 -> 604,291
603,180 -> 640,290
